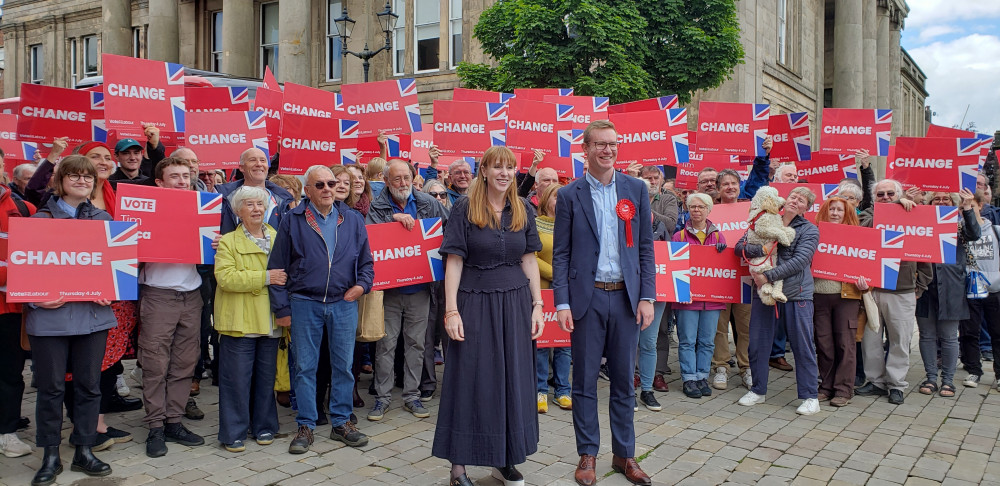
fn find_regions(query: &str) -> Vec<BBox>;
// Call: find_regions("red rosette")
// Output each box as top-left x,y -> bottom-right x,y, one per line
617,199 -> 636,247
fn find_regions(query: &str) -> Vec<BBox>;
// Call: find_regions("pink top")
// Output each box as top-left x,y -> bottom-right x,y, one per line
671,219 -> 727,311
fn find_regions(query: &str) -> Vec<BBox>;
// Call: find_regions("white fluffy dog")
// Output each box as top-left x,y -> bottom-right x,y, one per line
744,187 -> 797,305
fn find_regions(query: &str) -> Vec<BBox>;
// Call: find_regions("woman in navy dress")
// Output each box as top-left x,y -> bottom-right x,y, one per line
432,146 -> 545,486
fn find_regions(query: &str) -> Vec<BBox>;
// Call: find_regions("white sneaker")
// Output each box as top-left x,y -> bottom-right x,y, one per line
741,369 -> 753,389
130,367 -> 143,389
712,367 -> 728,390
116,374 -> 130,396
796,398 -> 820,415
738,391 -> 764,406
963,374 -> 981,388
0,433 -> 32,458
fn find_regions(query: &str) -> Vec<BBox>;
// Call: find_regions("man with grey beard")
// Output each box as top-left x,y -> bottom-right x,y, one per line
365,159 -> 449,421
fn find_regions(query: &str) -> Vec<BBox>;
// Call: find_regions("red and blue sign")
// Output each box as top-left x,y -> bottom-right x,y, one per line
873,203 -> 959,265
819,108 -> 892,156
609,95 -> 679,114
17,84 -> 106,145
432,100 -> 508,156
185,86 -> 251,112
340,78 -> 422,137
611,108 -> 689,168
184,111 -> 270,170
654,241 -> 691,303
768,112 -> 811,162
102,54 -> 185,132
368,217 -> 445,291
696,102 -> 769,157
116,185 -> 222,264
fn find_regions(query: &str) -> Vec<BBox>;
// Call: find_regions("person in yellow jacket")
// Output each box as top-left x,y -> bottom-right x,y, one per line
534,183 -> 572,413
214,186 -> 287,453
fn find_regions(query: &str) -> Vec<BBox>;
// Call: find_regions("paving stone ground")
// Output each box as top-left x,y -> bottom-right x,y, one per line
3,331 -> 1000,485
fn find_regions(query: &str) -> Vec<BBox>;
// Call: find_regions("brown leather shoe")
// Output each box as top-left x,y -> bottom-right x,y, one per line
575,454 -> 597,486
653,374 -> 669,392
769,357 -> 793,371
612,455 -> 651,486
190,379 -> 200,397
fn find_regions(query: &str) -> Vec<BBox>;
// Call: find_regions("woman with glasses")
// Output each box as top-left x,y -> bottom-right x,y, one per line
27,155 -> 118,485
423,179 -> 452,210
671,193 -> 727,399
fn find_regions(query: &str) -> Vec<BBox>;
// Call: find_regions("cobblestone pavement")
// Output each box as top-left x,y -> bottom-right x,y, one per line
3,338 -> 1000,486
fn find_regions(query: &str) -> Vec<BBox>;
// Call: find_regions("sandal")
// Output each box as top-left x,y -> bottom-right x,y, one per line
940,384 -> 956,397
918,380 -> 938,395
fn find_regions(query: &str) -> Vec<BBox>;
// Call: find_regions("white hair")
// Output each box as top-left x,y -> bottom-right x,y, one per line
872,179 -> 903,201
229,185 -> 269,211
837,182 -> 863,200
12,163 -> 37,179
304,164 -> 334,181
687,192 -> 714,213
776,164 -> 797,180
449,159 -> 472,173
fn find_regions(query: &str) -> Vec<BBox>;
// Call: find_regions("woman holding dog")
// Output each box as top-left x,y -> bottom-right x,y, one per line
735,186 -> 821,415
671,193 -> 727,399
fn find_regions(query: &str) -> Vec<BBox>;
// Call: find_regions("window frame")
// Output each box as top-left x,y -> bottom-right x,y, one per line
132,27 -> 142,58
449,0 -> 462,69
777,0 -> 787,66
70,38 -> 78,87
29,44 -> 44,85
325,0 -> 344,82
82,35 -> 99,77
260,2 -> 279,78
211,11 -> 223,72
392,0 -> 406,75
413,0 -> 440,74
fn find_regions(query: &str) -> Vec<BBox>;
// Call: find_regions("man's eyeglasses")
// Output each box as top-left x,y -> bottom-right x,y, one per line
67,174 -> 95,182
588,141 -> 618,150
428,191 -> 448,198
313,180 -> 339,189
876,191 -> 896,198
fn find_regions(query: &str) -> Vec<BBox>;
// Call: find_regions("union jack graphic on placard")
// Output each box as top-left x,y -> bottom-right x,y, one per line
246,111 -> 267,131
197,192 -> 223,264
558,88 -> 574,96
369,217 -> 446,290
105,221 -> 140,300
594,97 -> 610,112
959,137 -> 984,157
404,103 -> 423,132
882,229 -> 904,250
875,109 -> 893,156
753,104 -> 771,157
500,93 -> 516,104
936,206 -> 960,225
658,95 -> 679,110
843,160 -> 859,180
490,128 -> 506,147
667,108 -> 687,127
654,241 -> 692,303
822,184 -> 840,201
92,119 -> 107,143
90,92 -> 105,110
421,217 -> 446,282
397,78 -> 418,97
170,96 -> 185,132
959,164 -> 980,194
20,142 -> 38,161
556,104 -> 575,123
229,87 -> 250,105
341,148 -> 358,165
339,119 -> 359,139
165,62 -> 185,85
335,93 -> 344,111
558,129 -> 584,157
880,257 -> 901,291
571,153 -> 586,178
487,103 -> 508,121
753,104 -> 770,122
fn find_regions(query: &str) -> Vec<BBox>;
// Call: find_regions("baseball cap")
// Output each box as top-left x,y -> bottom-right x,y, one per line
114,138 -> 142,153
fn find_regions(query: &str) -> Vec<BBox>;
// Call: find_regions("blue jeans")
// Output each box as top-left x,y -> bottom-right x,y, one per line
749,299 -> 818,398
771,315 -> 787,359
218,335 -> 279,444
536,347 -> 572,396
676,309 -> 720,382
289,296 -> 358,429
637,302 -> 667,390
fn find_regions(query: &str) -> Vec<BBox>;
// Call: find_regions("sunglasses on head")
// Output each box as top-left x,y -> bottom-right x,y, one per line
313,180 -> 338,189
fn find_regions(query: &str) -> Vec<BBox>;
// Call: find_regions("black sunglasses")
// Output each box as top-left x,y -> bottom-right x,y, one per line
313,181 -> 338,189
428,191 -> 447,198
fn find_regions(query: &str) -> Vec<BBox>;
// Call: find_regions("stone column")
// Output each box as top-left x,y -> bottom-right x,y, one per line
876,2 -> 891,109
862,0 -> 878,108
102,0 -> 133,57
889,13 -> 903,139
833,0 -> 864,108
222,0 -> 255,77
148,0 -> 180,63
278,0 -> 311,85
3,29 -> 21,96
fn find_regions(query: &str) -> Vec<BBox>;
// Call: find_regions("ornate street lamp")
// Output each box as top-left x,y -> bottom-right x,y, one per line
335,1 -> 399,82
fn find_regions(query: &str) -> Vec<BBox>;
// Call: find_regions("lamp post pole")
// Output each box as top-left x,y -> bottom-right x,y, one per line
336,1 -> 398,83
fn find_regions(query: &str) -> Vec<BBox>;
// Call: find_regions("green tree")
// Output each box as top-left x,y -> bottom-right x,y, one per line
457,0 -> 744,105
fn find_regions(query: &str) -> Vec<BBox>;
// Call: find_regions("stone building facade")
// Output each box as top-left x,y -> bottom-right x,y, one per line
1,0 -> 927,163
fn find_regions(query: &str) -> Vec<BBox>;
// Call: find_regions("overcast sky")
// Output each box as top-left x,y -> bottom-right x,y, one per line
902,0 -> 1000,136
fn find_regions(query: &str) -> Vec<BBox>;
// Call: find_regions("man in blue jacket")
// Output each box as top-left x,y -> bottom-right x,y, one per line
269,165 -> 375,455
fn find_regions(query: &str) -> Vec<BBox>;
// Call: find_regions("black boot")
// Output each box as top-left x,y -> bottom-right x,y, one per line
31,446 -> 62,486
71,445 -> 112,476
106,393 -> 144,413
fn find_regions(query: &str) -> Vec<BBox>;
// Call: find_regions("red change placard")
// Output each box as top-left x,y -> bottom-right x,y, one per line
341,78 -> 422,137
6,218 -> 139,302
356,134 -> 412,164
281,82 -> 338,120
0,114 -> 21,157
505,98 -> 565,157
102,53 -> 184,132
812,222 -> 903,290
612,108 -> 689,168
252,87 -> 283,155
654,241 -> 692,303
185,86 -> 251,113
887,137 -> 980,193
819,108 -> 892,156
796,153 -> 858,184
688,245 -> 751,304
536,289 -> 571,348
409,124 -> 433,164
768,112 -> 811,163
17,84 -> 105,145
696,101 -> 769,156
185,111 -> 269,170
368,218 -> 445,291
543,95 -> 609,130
872,203 -> 959,264
710,202 -> 752,245
452,87 -> 514,104
279,114 -> 359,174
432,100 -> 507,157
116,184 -> 222,264
608,95 -> 679,114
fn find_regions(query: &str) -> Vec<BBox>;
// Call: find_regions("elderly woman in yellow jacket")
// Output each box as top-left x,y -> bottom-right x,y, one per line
214,186 -> 287,453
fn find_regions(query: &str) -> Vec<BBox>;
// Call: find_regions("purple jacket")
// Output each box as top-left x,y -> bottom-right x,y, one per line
671,219 -> 727,311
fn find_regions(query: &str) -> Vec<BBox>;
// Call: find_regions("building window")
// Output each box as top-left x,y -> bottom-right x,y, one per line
326,0 -> 343,81
260,2 -> 279,77
83,35 -> 99,77
450,0 -> 462,68
70,38 -> 78,87
392,0 -> 406,75
30,44 -> 44,84
777,0 -> 787,65
414,0 -> 439,72
132,27 -> 142,58
211,11 -> 223,71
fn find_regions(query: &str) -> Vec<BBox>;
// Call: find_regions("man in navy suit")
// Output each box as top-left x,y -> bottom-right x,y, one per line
553,119 -> 656,486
